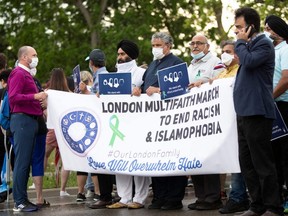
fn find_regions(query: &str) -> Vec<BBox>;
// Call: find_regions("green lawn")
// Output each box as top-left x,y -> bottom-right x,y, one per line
27,152 -> 77,189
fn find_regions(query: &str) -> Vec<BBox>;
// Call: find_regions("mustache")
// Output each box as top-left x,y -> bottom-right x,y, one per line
118,59 -> 125,63
192,48 -> 200,52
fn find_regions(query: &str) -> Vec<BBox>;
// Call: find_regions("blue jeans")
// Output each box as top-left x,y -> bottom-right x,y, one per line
229,173 -> 248,202
10,114 -> 38,205
85,173 -> 94,191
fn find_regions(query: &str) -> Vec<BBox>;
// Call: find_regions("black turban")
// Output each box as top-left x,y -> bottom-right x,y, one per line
265,15 -> 288,40
117,40 -> 139,60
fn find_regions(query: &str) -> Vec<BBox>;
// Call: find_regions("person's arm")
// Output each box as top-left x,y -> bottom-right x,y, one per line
273,69 -> 288,99
235,39 -> 272,70
235,27 -> 272,69
132,86 -> 142,96
145,86 -> 160,96
9,71 -> 35,104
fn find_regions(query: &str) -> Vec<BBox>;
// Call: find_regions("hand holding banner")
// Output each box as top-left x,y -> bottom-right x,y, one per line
158,62 -> 189,100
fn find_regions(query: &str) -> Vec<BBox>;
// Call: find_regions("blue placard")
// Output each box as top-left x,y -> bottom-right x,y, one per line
157,62 -> 189,100
72,64 -> 81,93
99,72 -> 132,95
271,103 -> 288,141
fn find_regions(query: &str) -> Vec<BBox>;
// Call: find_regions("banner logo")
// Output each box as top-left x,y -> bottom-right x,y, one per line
60,110 -> 99,156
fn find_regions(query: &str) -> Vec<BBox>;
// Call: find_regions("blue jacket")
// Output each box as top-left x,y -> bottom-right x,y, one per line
233,34 -> 275,119
141,53 -> 183,92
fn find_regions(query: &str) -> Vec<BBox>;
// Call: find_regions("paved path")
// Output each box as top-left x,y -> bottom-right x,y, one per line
0,185 -> 238,216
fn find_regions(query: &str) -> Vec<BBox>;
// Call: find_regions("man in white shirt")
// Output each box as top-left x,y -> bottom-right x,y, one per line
187,35 -> 224,211
107,40 -> 150,209
188,34 -> 225,87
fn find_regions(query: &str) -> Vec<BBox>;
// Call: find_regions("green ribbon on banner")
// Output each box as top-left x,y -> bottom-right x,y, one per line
109,114 -> 125,147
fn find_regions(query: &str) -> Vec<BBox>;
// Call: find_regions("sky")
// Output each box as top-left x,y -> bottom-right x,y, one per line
207,0 -> 240,54
222,0 -> 240,33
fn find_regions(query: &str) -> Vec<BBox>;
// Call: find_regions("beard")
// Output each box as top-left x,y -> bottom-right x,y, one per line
117,56 -> 133,64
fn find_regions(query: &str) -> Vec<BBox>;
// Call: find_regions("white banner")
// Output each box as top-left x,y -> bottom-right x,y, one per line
46,78 -> 240,176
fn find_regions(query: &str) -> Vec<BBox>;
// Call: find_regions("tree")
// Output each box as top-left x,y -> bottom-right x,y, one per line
0,0 -> 91,82
238,0 -> 288,22
1,0 -> 284,83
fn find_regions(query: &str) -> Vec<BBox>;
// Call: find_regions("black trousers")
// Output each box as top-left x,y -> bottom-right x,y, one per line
97,174 -> 114,201
193,174 -> 221,202
237,115 -> 282,214
152,176 -> 187,202
272,102 -> 288,201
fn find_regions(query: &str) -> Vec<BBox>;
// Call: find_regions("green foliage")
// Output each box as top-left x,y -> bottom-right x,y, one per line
27,154 -> 77,189
0,0 -> 287,83
238,0 -> 288,23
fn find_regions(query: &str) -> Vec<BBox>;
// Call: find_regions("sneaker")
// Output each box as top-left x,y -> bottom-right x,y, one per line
28,183 -> 35,189
76,193 -> 86,202
219,199 -> 250,214
13,201 -> 38,212
93,194 -> 100,201
60,191 -> 70,197
85,190 -> 94,198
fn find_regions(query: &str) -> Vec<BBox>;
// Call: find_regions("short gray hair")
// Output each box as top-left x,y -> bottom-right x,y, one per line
151,32 -> 173,48
220,40 -> 235,49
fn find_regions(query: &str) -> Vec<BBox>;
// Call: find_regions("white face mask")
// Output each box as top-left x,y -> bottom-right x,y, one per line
86,85 -> 93,92
29,57 -> 38,69
152,47 -> 165,60
116,60 -> 135,72
221,52 -> 234,66
89,64 -> 94,74
30,68 -> 37,76
263,31 -> 274,43
191,51 -> 205,60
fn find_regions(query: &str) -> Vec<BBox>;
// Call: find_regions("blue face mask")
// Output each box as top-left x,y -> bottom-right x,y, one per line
263,31 -> 274,43
191,51 -> 205,60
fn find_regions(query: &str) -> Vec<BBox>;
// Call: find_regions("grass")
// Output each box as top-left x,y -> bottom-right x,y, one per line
27,151 -> 77,189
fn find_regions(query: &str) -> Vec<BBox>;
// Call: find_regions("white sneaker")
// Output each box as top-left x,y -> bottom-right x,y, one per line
60,191 -> 70,196
28,183 -> 35,189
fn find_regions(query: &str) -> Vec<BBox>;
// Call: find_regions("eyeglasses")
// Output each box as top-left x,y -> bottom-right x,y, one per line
189,41 -> 207,46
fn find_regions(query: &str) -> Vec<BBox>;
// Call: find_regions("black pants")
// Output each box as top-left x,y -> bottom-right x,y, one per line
193,174 -> 221,202
97,174 -> 114,201
76,171 -> 97,176
237,115 -> 282,214
272,102 -> 288,201
152,176 -> 186,202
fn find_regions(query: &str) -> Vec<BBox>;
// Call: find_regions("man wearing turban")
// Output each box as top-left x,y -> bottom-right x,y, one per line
265,14 -> 288,215
115,39 -> 146,88
106,39 -> 149,209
